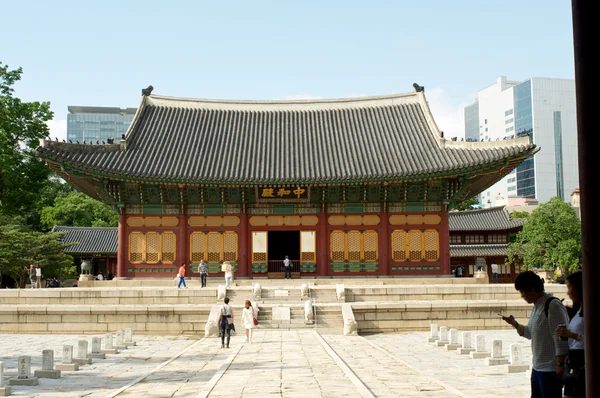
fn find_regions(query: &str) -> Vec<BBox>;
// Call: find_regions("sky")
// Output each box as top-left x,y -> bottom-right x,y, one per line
1,0 -> 575,141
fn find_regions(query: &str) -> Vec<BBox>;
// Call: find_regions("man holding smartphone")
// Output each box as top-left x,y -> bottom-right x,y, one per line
501,271 -> 569,398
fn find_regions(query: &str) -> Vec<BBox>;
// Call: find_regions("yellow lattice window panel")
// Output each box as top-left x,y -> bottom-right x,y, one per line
128,232 -> 176,264
363,230 -> 378,261
330,230 -> 379,262
129,232 -> 145,263
191,231 -> 238,263
330,231 -> 345,261
423,229 -> 439,261
391,230 -> 407,261
190,232 -> 206,262
223,232 -> 238,262
423,214 -> 441,225
162,232 -> 176,263
253,252 -> 267,262
146,232 -> 160,263
408,230 -> 423,261
347,231 -> 361,261
207,232 -> 222,262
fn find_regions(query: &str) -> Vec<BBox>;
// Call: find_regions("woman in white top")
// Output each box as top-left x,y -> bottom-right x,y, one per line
241,299 -> 256,343
224,261 -> 233,288
556,270 -> 584,398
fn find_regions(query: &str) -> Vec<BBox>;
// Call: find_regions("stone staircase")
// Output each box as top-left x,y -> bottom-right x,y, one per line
0,278 -> 568,336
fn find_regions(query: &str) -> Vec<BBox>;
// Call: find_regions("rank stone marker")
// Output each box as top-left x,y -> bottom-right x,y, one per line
435,326 -> 449,347
114,330 -> 127,350
102,334 -> 119,354
0,361 -> 11,396
55,345 -> 79,371
428,323 -> 439,343
124,328 -> 136,347
445,328 -> 461,350
485,339 -> 509,365
457,332 -> 475,354
9,356 -> 38,386
89,337 -> 106,359
74,340 -> 92,365
507,343 -> 530,373
470,334 -> 491,359
34,350 -> 61,378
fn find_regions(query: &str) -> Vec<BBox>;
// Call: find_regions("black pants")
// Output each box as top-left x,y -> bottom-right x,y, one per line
200,273 -> 207,287
284,266 -> 291,279
220,327 -> 230,346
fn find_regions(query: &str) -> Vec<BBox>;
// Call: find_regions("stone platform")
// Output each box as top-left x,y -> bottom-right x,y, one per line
0,278 -> 567,335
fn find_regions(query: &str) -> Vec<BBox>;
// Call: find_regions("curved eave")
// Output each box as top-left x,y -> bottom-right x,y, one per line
38,145 -> 537,188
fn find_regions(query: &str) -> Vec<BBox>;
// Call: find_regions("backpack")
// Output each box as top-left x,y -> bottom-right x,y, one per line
544,296 -> 562,318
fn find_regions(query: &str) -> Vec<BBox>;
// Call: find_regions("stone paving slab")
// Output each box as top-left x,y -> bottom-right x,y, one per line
0,330 -> 533,397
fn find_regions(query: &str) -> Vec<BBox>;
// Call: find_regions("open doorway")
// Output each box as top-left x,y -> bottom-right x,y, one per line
267,231 -> 300,261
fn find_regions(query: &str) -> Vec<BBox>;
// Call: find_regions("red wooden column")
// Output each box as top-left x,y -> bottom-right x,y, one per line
438,211 -> 450,275
378,212 -> 390,275
177,215 -> 187,271
317,213 -> 328,276
238,213 -> 249,277
117,213 -> 127,277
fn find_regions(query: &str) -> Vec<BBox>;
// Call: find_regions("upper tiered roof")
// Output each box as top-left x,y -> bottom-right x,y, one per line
38,85 -> 538,189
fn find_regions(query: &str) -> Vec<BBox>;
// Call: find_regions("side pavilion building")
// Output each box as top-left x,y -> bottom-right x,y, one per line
37,85 -> 538,279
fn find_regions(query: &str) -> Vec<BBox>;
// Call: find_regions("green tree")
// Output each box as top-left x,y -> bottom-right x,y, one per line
40,191 -> 119,229
452,196 -> 479,211
507,197 -> 581,272
0,216 -> 73,287
0,62 -> 54,216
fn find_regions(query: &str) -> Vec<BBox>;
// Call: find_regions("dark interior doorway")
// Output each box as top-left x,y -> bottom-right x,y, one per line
268,231 -> 300,261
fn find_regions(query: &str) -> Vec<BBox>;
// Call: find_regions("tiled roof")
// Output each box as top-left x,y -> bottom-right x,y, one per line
450,244 -> 510,257
37,88 -> 538,185
449,206 -> 525,231
52,226 -> 117,255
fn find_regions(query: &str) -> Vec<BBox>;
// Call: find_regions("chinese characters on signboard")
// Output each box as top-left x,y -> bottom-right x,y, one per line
257,186 -> 309,202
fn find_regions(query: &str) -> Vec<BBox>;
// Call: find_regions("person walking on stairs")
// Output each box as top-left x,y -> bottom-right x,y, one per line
177,263 -> 188,289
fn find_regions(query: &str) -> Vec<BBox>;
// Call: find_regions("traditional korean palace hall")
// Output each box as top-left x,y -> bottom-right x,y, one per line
37,85 -> 538,280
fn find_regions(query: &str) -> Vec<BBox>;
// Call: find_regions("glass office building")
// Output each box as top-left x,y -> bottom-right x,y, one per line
464,76 -> 577,206
67,106 -> 137,143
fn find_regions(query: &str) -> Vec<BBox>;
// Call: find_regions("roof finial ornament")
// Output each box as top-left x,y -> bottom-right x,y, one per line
142,85 -> 154,96
412,83 -> 425,92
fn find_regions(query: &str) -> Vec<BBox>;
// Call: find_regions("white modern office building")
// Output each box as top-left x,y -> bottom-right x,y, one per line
464,76 -> 577,207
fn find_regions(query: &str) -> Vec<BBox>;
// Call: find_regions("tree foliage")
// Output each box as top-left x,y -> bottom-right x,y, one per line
0,216 -> 73,287
40,191 -> 119,229
507,197 -> 581,272
0,62 -> 54,216
452,196 -> 479,211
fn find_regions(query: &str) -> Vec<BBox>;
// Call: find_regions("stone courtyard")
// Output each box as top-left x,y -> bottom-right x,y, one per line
0,328 -> 533,397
